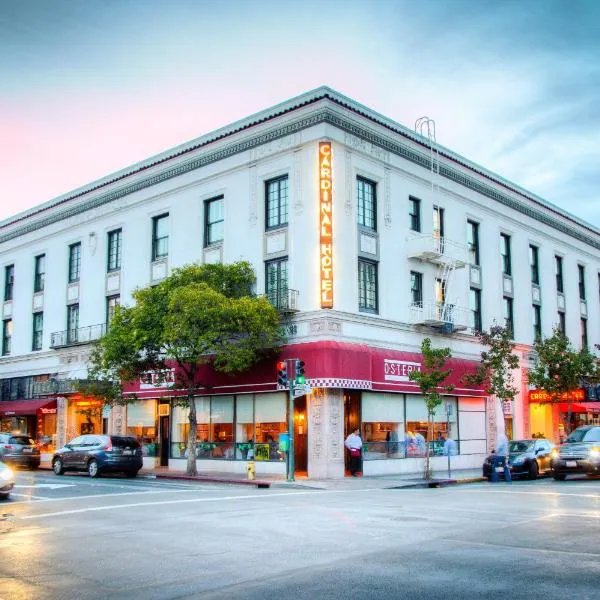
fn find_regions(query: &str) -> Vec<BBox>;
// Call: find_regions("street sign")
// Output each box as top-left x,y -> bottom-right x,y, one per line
294,384 -> 313,397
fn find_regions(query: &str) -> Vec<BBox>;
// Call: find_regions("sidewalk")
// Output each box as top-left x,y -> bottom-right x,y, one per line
138,467 -> 486,490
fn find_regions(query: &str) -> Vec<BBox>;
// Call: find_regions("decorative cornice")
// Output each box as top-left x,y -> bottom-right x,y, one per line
1,92 -> 598,250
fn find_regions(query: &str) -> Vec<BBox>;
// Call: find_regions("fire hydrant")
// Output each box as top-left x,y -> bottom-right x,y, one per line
247,460 -> 256,481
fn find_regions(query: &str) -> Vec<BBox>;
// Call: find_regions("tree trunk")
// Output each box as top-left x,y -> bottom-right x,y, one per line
186,393 -> 198,476
424,413 -> 433,480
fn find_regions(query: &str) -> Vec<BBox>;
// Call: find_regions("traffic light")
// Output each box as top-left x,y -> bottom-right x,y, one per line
295,360 -> 306,385
277,361 -> 288,387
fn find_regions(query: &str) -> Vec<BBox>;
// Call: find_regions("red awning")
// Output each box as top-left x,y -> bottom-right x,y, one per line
557,402 -> 600,414
0,398 -> 57,417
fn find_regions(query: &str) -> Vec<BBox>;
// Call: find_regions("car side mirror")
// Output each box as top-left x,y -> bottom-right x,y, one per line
64,444 -> 72,450
535,448 -> 544,454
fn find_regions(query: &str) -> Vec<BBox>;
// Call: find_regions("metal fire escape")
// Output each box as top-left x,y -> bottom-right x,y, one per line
408,118 -> 468,332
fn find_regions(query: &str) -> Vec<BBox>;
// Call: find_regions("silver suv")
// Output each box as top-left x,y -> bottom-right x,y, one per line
551,426 -> 600,480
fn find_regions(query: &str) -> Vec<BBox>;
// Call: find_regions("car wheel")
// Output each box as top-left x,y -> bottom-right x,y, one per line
0,492 -> 9,500
528,460 -> 539,480
553,473 -> 567,481
53,458 -> 65,475
87,459 -> 100,478
125,470 -> 138,478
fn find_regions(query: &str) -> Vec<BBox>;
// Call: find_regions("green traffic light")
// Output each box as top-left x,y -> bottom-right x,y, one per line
296,375 -> 306,385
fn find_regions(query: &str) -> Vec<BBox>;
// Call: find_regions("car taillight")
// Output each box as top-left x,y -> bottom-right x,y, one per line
103,439 -> 113,451
3,445 -> 12,450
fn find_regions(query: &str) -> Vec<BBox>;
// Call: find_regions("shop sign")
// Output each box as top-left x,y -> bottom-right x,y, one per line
528,388 -> 585,402
140,369 -> 175,389
39,407 -> 57,414
319,141 -> 333,308
502,400 -> 513,415
384,359 -> 421,382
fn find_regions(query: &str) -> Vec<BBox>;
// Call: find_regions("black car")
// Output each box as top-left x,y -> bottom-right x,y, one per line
52,435 -> 143,478
483,438 -> 554,480
0,460 -> 15,499
551,425 -> 600,480
0,433 -> 41,469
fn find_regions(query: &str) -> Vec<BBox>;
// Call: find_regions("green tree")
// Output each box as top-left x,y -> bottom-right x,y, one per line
80,262 -> 284,475
528,327 -> 599,433
408,338 -> 454,480
463,324 -> 519,434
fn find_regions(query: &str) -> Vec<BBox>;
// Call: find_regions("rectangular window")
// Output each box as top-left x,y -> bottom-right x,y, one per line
4,264 -> 14,301
555,255 -> 564,293
106,295 -> 120,327
410,271 -> 423,306
578,264 -> 586,300
408,197 -> 421,232
358,260 -> 378,313
500,234 -> 512,276
34,254 -> 45,293
529,245 -> 539,285
503,296 -> 514,337
469,288 -> 482,332
356,177 -> 377,231
265,176 -> 288,230
581,318 -> 588,349
68,242 -> 81,283
152,214 -> 169,261
265,258 -> 288,309
466,221 -> 480,266
433,206 -> 445,238
532,304 -> 541,340
32,312 -> 43,351
435,278 -> 446,305
558,311 -> 566,335
204,196 -> 224,246
67,304 -> 79,344
2,319 -> 12,355
107,229 -> 122,272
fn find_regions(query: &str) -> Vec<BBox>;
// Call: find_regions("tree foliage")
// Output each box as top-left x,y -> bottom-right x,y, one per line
528,327 -> 599,402
463,324 -> 519,431
79,262 -> 284,475
409,338 -> 454,479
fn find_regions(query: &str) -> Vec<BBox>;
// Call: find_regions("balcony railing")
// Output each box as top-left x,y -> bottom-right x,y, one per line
33,379 -> 80,396
409,301 -> 469,332
266,288 -> 299,313
406,234 -> 467,267
50,323 -> 106,348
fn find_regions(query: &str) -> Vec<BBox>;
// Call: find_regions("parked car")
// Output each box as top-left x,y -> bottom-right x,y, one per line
0,433 -> 41,469
0,460 -> 15,499
483,438 -> 555,480
52,435 -> 143,478
551,425 -> 600,480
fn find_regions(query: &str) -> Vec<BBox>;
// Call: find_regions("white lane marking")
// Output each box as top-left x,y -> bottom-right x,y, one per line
9,493 -> 53,501
452,537 -> 600,558
451,488 -> 600,499
21,488 -> 383,520
14,483 -> 75,490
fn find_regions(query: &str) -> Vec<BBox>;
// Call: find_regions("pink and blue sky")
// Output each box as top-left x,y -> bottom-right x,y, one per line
1,0 -> 599,226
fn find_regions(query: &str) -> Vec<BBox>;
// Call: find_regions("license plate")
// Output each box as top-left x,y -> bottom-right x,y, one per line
123,449 -> 132,455
22,448 -> 33,454
566,461 -> 577,468
495,466 -> 505,473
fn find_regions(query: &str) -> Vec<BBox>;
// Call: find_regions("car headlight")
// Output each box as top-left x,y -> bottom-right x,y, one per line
551,448 -> 559,459
589,447 -> 600,460
512,456 -> 526,465
0,468 -> 14,481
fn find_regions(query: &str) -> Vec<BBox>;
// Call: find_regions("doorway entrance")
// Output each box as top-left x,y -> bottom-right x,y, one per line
294,395 -> 308,475
344,390 -> 361,476
159,415 -> 170,467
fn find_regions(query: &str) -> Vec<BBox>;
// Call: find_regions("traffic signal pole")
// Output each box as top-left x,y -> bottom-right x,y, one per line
287,369 -> 295,482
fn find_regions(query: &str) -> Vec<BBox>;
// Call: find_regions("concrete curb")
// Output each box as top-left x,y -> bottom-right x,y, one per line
385,476 -> 487,489
147,472 -> 272,488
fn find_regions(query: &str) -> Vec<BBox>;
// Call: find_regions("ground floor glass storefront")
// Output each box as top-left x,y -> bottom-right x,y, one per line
126,400 -> 158,456
361,393 -> 459,461
170,393 -> 287,462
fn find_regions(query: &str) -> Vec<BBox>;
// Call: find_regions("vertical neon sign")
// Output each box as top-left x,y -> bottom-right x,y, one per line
319,142 -> 333,308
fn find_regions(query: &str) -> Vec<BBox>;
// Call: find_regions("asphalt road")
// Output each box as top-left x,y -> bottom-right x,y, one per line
1,470 -> 599,600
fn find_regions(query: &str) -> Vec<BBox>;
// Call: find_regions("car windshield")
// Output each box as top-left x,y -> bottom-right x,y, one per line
111,437 -> 140,448
509,441 -> 534,453
566,428 -> 591,443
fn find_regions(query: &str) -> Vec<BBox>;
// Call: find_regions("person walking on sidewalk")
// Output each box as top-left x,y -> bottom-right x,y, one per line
345,428 -> 363,477
490,432 -> 512,483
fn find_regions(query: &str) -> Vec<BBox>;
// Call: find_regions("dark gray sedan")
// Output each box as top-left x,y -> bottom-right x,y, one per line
52,435 -> 143,478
